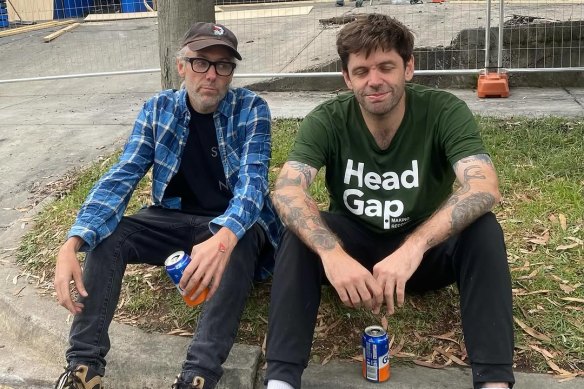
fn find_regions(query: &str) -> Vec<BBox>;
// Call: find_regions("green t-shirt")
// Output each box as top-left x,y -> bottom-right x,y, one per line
289,83 -> 487,234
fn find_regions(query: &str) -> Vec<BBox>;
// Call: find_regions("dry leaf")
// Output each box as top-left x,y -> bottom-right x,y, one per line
518,268 -> 540,280
514,317 -> 552,342
351,354 -> 364,362
413,360 -> 444,369
381,315 -> 388,331
558,374 -> 578,383
393,352 -> 417,358
556,243 -> 580,251
545,358 -> 571,375
561,297 -> 584,304
433,347 -> 468,366
529,344 -> 554,359
559,284 -> 575,294
558,214 -> 567,231
390,338 -> 405,356
430,332 -> 459,345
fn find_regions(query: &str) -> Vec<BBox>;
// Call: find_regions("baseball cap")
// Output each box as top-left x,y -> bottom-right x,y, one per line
181,22 -> 242,60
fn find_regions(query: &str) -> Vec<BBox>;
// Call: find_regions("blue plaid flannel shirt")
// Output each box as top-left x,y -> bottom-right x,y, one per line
68,87 -> 283,279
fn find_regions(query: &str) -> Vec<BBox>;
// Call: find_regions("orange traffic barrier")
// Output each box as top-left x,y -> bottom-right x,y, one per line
477,68 -> 509,98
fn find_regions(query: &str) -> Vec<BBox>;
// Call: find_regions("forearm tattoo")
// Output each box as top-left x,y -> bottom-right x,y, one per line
273,162 -> 338,252
444,154 -> 496,235
288,161 -> 315,185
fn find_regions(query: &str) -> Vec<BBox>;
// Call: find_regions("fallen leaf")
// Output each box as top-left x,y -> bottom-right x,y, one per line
413,360 -> 445,369
514,317 -> 551,342
390,338 -> 404,356
561,297 -> 584,304
393,352 -> 417,358
559,284 -> 575,294
381,315 -> 388,331
322,345 -> 338,365
351,354 -> 364,362
556,243 -> 580,251
13,285 -> 26,296
429,331 -> 459,345
558,214 -> 567,231
558,374 -> 578,383
433,346 -> 468,366
545,358 -> 571,375
518,268 -> 540,280
529,344 -> 554,359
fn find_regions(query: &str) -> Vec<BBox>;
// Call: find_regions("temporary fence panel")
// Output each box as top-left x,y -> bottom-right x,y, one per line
0,0 -> 582,83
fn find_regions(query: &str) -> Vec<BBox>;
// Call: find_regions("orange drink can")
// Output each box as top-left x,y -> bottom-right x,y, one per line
164,251 -> 209,307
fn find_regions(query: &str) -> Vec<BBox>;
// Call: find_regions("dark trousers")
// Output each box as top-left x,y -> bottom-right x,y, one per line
266,212 -> 514,389
66,206 -> 267,388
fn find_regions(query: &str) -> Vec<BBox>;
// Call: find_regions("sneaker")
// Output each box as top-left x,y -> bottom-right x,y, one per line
171,375 -> 206,389
55,365 -> 102,389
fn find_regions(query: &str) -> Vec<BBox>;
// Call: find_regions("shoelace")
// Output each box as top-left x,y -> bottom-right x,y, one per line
55,365 -> 86,389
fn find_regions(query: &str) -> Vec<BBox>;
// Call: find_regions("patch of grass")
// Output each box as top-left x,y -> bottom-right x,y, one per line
17,117 -> 584,376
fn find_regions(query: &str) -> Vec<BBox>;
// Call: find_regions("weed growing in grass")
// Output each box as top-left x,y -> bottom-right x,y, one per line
17,117 -> 584,377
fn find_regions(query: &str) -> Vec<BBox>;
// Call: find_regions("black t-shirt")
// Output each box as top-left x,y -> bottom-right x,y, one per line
164,101 -> 232,216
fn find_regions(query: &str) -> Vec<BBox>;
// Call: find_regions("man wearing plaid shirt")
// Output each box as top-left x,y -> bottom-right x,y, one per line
54,22 -> 282,389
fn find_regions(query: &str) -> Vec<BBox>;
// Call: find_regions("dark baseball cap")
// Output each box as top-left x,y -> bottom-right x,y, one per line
181,22 -> 242,60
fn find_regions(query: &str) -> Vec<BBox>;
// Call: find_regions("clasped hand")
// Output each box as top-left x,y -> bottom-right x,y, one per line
323,246 -> 422,315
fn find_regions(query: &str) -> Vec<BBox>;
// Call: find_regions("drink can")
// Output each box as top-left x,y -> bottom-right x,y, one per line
362,325 -> 390,382
164,251 -> 208,307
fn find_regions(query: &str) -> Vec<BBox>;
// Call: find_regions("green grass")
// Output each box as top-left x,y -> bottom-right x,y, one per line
17,117 -> 584,375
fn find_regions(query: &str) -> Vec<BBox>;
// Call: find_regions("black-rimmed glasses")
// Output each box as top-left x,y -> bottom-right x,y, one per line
183,57 -> 237,76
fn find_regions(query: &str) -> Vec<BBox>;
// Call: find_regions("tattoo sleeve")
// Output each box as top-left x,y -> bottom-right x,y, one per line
439,154 -> 498,238
273,161 -> 338,253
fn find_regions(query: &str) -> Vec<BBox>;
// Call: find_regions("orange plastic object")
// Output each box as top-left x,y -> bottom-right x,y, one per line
431,0 -> 445,3
477,70 -> 509,98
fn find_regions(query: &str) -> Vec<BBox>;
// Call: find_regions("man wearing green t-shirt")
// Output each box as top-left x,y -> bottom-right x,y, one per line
264,13 -> 514,389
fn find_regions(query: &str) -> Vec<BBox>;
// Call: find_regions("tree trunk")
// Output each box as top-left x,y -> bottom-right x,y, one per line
157,0 -> 216,90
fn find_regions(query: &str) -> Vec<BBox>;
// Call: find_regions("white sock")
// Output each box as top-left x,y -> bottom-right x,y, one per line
266,379 -> 294,389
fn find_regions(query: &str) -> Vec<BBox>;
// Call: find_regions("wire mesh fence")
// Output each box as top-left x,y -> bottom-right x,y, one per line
0,0 -> 582,83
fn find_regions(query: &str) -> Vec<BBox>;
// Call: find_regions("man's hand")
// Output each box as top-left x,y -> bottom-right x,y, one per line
322,247 -> 383,313
54,236 -> 87,315
373,243 -> 423,315
180,227 -> 237,302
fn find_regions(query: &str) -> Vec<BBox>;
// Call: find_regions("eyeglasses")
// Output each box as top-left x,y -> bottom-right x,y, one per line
182,57 -> 237,76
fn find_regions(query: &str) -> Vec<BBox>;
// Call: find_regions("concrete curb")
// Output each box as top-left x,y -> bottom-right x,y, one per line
0,199 -> 261,389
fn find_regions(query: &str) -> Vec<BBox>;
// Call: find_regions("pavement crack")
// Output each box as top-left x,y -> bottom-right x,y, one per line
563,87 -> 584,109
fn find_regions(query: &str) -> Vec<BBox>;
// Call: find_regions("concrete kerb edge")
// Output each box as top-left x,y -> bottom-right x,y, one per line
0,196 -> 262,388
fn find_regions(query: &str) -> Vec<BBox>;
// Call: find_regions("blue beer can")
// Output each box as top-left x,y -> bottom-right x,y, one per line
164,250 -> 207,306
362,325 -> 390,382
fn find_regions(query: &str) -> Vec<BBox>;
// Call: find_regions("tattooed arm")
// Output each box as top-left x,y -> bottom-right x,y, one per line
272,161 -> 337,252
373,154 -> 501,314
273,161 -> 383,312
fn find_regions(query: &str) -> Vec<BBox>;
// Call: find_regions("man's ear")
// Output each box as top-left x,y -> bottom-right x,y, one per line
405,55 -> 415,82
177,57 -> 186,78
342,70 -> 353,90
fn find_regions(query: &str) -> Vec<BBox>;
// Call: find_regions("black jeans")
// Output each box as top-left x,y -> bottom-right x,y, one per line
66,207 -> 268,388
265,212 -> 514,389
